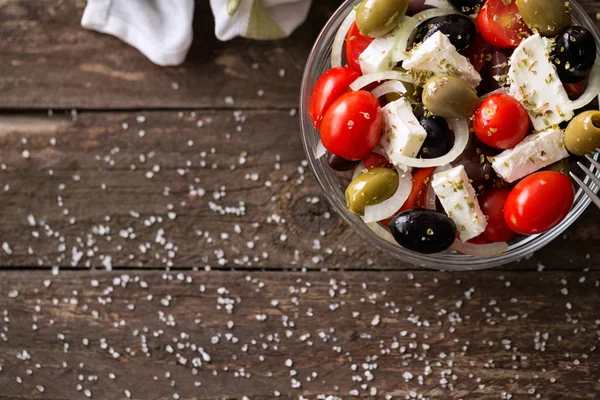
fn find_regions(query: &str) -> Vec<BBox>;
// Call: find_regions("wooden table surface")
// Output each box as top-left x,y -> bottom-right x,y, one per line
0,1 -> 599,399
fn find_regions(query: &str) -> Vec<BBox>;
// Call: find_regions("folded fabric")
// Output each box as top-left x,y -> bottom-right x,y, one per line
81,0 -> 195,66
81,0 -> 312,67
211,0 -> 312,41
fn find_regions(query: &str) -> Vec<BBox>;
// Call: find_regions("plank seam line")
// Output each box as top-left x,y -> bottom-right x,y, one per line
0,106 -> 299,114
0,266 -> 591,273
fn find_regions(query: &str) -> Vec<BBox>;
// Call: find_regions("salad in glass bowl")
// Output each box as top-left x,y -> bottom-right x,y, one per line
301,0 -> 600,264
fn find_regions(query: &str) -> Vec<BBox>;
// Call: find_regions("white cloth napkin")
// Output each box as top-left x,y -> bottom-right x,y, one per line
81,0 -> 312,66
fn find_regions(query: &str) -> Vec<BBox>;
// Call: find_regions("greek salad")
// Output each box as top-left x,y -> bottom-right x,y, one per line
309,0 -> 600,256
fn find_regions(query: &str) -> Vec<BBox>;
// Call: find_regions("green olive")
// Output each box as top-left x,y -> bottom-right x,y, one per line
356,0 -> 409,38
516,0 -> 572,37
422,76 -> 480,119
345,167 -> 399,215
564,110 -> 600,156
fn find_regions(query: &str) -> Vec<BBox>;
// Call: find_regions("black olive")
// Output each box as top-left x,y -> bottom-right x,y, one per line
327,152 -> 359,171
447,0 -> 484,14
418,115 -> 454,159
552,26 -> 597,84
408,0 -> 433,15
408,14 -> 477,52
452,137 -> 496,192
389,209 -> 457,254
488,49 -> 510,90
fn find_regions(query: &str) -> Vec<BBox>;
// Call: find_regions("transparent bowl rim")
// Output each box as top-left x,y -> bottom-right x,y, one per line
299,0 -> 600,270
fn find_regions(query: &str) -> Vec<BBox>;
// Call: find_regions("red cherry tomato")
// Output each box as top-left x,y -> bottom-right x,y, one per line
309,67 -> 361,129
320,91 -> 383,161
480,187 -> 517,242
477,0 -> 531,48
473,93 -> 529,149
380,167 -> 435,225
504,172 -> 575,235
400,167 -> 436,212
468,236 -> 491,245
345,23 -> 374,73
363,153 -> 393,169
464,35 -> 492,73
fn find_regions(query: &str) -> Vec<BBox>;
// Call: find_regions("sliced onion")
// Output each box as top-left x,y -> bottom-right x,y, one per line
392,8 -> 457,62
350,71 -> 414,91
385,118 -> 470,168
364,166 -> 412,223
567,63 -> 600,111
424,0 -> 454,8
314,140 -> 327,159
366,221 -> 398,246
371,80 -> 407,98
450,240 -> 509,257
352,161 -> 366,180
480,87 -> 507,100
331,10 -> 356,68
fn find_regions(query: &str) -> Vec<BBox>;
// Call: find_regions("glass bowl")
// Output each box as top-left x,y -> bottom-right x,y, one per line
300,0 -> 600,270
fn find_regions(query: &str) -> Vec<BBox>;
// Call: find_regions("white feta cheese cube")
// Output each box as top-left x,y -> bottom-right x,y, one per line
359,29 -> 398,74
432,165 -> 488,242
492,127 -> 569,183
403,31 -> 482,87
379,97 -> 427,162
508,34 -> 574,132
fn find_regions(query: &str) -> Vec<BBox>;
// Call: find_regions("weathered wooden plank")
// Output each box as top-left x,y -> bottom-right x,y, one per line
1,0 -> 599,110
0,270 -> 599,399
0,0 -> 337,110
0,111 -> 598,270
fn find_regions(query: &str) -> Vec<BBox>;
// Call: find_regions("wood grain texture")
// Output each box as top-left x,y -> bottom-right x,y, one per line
0,111 -> 597,271
0,0 -> 335,110
1,270 -> 599,400
1,0 -> 599,110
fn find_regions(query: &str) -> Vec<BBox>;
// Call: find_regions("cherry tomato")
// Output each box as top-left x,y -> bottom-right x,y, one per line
320,91 -> 383,161
504,172 -> 575,235
380,167 -> 435,225
345,23 -> 374,73
464,35 -> 492,73
477,0 -> 531,48
480,187 -> 517,242
363,153 -> 393,169
310,67 -> 361,129
473,93 -> 529,149
468,236 -> 491,245
400,167 -> 436,212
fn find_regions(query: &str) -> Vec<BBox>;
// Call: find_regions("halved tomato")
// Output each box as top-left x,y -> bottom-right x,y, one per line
464,35 -> 492,72
345,22 -> 374,73
380,167 -> 435,225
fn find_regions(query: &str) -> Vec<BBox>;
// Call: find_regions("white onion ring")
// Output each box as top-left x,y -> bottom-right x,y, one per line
350,71 -> 414,91
314,140 -> 327,159
567,63 -> 600,111
331,10 -> 356,68
366,222 -> 398,245
450,240 -> 509,257
364,166 -> 412,223
386,118 -> 470,168
352,161 -> 366,180
424,0 -> 454,8
392,8 -> 458,62
480,87 -> 507,100
371,80 -> 407,98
